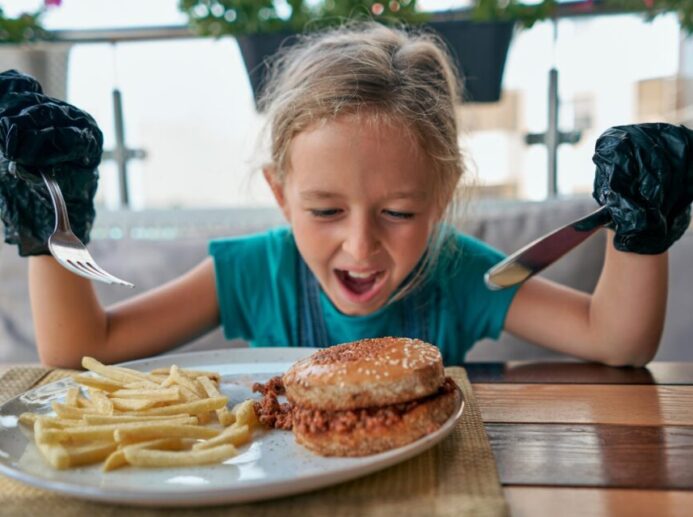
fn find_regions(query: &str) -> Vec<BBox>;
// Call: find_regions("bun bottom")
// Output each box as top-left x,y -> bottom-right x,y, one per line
293,386 -> 461,457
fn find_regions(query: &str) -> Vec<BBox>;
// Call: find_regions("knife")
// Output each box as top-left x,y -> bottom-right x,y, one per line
484,205 -> 612,290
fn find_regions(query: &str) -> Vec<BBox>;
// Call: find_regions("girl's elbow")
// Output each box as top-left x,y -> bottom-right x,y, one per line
628,347 -> 659,368
36,342 -> 84,370
600,339 -> 660,368
602,355 -> 652,368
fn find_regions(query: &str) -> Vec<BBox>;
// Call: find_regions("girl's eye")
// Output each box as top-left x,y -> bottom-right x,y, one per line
309,208 -> 342,218
383,209 -> 415,220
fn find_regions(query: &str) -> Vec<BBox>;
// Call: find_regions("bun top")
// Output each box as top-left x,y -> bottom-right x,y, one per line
283,337 -> 445,410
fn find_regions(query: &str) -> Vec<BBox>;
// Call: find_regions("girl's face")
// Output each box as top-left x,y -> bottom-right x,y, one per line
267,115 -> 442,316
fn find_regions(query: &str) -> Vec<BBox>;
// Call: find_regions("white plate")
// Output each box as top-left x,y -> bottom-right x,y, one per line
0,348 -> 464,507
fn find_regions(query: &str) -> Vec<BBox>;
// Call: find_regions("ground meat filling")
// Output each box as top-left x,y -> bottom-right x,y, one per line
252,376 -> 285,397
253,376 -> 293,430
293,377 -> 457,435
253,376 -> 456,434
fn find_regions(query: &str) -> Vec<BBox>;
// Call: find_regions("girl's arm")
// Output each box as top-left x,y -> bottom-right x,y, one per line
30,256 -> 220,369
503,230 -> 668,367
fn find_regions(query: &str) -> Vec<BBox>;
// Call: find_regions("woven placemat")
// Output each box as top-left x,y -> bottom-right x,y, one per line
0,366 -> 507,517
0,367 -> 53,405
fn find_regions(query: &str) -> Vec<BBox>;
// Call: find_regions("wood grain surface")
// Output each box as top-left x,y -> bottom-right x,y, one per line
466,361 -> 693,385
504,487 -> 693,517
470,361 -> 693,514
474,384 -> 693,425
486,423 -> 693,489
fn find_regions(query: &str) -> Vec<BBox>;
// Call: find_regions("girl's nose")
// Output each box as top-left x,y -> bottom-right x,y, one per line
342,217 -> 380,261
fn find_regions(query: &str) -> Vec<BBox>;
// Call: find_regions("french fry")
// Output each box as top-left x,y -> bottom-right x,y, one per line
196,411 -> 214,425
82,357 -> 146,385
147,373 -> 170,382
115,424 -> 220,445
169,366 -> 206,396
76,395 -> 95,409
131,396 -> 228,417
64,387 -> 80,407
18,412 -> 38,427
123,444 -> 237,468
232,400 -> 259,429
123,381 -> 158,390
28,416 -> 82,429
83,413 -> 196,425
102,437 -> 185,471
35,440 -> 70,469
109,398 -> 159,412
161,369 -> 202,402
37,440 -> 117,470
151,367 -> 221,384
51,402 -> 100,419
30,358 -> 255,471
111,366 -> 160,387
72,373 -> 124,392
88,389 -> 114,415
193,424 -> 250,450
110,387 -> 181,403
33,417 -> 50,444
198,375 -> 235,426
37,417 -> 199,444
161,378 -> 199,402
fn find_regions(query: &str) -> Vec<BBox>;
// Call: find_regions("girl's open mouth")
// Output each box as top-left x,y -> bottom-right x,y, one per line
334,269 -> 386,303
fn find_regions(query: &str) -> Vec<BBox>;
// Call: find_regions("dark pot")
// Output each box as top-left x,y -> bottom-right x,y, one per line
236,32 -> 299,107
0,44 -> 72,100
237,19 -> 514,106
426,20 -> 515,103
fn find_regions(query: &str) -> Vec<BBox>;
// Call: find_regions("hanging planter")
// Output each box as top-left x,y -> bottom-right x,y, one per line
427,19 -> 515,103
235,31 -> 297,106
0,1 -> 67,99
234,19 -> 514,105
178,1 -> 524,105
0,44 -> 72,100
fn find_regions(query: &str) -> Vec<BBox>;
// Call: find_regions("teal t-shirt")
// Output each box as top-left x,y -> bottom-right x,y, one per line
209,227 -> 518,365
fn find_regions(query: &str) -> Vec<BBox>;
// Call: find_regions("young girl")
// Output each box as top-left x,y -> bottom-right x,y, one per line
0,23 -> 683,369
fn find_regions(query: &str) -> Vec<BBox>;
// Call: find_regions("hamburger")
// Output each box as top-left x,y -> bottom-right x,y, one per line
253,337 -> 461,457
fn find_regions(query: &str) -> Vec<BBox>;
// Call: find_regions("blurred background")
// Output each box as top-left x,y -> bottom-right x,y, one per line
2,0 -> 689,212
2,0 -> 693,363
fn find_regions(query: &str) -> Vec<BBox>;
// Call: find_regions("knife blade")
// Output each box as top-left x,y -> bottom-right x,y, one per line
484,205 -> 612,290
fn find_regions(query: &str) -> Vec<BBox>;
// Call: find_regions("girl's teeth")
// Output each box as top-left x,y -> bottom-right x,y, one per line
347,271 -> 375,279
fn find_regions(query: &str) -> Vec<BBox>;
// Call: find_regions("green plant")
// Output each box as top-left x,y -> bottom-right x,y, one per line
180,1 -> 693,38
0,8 -> 51,44
471,0 -> 693,34
606,0 -> 693,34
178,0 -> 427,37
471,0 -> 556,28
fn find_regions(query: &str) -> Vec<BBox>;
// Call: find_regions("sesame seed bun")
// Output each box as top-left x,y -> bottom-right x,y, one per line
275,338 -> 460,456
283,337 -> 446,411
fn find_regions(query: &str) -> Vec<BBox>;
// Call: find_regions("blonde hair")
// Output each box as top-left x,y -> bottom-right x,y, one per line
260,22 -> 466,300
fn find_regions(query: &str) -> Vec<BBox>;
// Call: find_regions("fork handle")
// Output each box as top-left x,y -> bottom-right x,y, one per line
40,171 -> 72,234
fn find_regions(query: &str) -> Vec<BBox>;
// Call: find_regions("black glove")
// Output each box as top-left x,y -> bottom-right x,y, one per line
0,69 -> 103,256
592,123 -> 693,254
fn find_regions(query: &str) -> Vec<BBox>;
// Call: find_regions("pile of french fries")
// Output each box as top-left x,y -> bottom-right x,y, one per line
18,357 -> 259,470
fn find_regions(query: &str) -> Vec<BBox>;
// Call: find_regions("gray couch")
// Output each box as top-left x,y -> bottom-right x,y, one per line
1,197 -> 691,364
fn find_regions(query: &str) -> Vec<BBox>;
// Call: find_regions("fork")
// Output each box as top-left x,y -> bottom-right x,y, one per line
39,170 -> 134,288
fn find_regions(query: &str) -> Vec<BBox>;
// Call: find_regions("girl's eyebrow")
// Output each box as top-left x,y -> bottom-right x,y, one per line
299,190 -> 427,200
300,190 -> 341,200
388,191 -> 428,200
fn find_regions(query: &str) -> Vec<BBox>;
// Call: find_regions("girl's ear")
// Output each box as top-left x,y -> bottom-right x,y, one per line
263,166 -> 291,220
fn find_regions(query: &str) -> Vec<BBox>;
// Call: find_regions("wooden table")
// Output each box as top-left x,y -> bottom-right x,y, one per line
1,360 -> 691,516
466,361 -> 693,517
